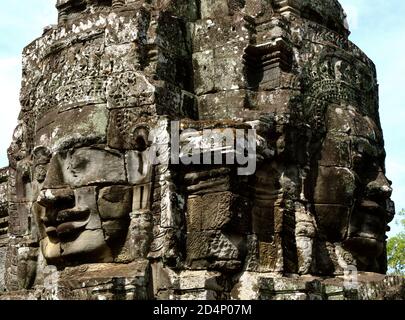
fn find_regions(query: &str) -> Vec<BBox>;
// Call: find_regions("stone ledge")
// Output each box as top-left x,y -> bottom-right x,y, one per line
231,272 -> 405,300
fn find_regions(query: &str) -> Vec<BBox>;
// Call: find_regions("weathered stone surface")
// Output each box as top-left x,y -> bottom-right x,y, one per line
186,230 -> 243,270
0,168 -> 9,240
0,246 -> 6,291
98,186 -> 133,220
313,167 -> 356,205
315,205 -> 350,242
151,262 -> 227,299
0,261 -> 152,300
0,0 -> 400,300
35,105 -> 109,152
231,272 -> 405,300
186,192 -> 249,232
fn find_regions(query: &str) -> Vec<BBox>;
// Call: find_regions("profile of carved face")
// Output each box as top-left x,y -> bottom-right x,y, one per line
314,106 -> 393,258
304,49 -> 394,270
344,111 -> 391,255
310,108 -> 393,273
33,143 -> 132,264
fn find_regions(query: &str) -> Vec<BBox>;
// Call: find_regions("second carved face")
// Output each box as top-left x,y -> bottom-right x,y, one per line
33,146 -> 133,264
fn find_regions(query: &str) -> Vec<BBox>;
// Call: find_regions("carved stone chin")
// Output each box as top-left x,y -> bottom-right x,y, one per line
0,0 -> 403,300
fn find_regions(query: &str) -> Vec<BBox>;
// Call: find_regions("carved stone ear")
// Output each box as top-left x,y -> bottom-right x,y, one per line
132,125 -> 150,152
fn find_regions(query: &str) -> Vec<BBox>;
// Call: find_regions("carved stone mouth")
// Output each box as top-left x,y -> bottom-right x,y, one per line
346,200 -> 387,246
56,219 -> 90,237
343,235 -> 384,257
46,208 -> 91,237
347,233 -> 381,242
358,200 -> 387,221
56,208 -> 90,224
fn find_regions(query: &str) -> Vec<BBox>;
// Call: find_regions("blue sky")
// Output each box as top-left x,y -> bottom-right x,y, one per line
0,1 -> 404,236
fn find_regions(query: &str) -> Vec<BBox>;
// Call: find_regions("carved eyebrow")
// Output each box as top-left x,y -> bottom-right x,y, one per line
55,135 -> 106,152
353,137 -> 383,159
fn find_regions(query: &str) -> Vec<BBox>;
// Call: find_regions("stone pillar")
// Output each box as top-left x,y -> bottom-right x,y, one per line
0,168 -> 7,290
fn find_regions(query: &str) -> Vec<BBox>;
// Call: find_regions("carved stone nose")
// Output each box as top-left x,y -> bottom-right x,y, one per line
366,174 -> 393,200
37,188 -> 75,208
37,188 -> 76,227
42,154 -> 68,190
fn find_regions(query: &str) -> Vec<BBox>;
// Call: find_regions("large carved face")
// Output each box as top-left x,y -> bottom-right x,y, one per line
305,50 -> 394,269
310,105 -> 393,273
33,144 -> 130,264
31,109 -> 152,265
314,106 -> 393,258
18,0 -> 156,267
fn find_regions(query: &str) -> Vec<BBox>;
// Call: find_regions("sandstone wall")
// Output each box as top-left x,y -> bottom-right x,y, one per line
0,0 -> 402,300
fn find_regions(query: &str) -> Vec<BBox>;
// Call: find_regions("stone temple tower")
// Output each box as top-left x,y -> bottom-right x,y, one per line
0,0 -> 404,300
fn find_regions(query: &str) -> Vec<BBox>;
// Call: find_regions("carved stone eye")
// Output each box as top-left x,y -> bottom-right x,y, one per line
69,155 -> 89,172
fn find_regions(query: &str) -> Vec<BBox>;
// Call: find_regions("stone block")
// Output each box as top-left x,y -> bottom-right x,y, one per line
193,17 -> 248,53
198,90 -> 246,120
319,135 -> 351,167
315,204 -> 350,241
61,149 -> 127,188
214,47 -> 246,91
124,212 -> 153,260
132,183 -> 153,211
34,105 -> 109,151
106,72 -> 156,110
186,230 -> 242,270
53,261 -> 152,300
274,293 -> 308,300
326,106 -> 382,140
105,9 -> 150,45
8,203 -> 30,237
186,192 -> 249,232
126,150 -> 154,185
314,166 -> 356,205
193,50 -> 215,95
200,0 -> 230,19
98,186 -> 133,220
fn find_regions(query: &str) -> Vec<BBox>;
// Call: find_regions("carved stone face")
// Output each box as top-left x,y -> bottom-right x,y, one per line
3,0 -> 396,299
313,105 -> 393,263
343,113 -> 393,259
33,144 -> 132,264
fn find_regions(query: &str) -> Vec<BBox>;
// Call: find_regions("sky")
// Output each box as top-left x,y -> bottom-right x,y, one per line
0,1 -> 404,236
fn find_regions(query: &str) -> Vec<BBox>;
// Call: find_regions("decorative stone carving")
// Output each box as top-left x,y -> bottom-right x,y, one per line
0,0 -> 403,300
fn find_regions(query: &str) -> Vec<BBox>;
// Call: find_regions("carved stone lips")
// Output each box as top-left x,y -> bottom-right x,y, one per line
47,208 -> 91,236
351,200 -> 386,242
56,219 -> 89,236
359,200 -> 387,218
56,208 -> 90,224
